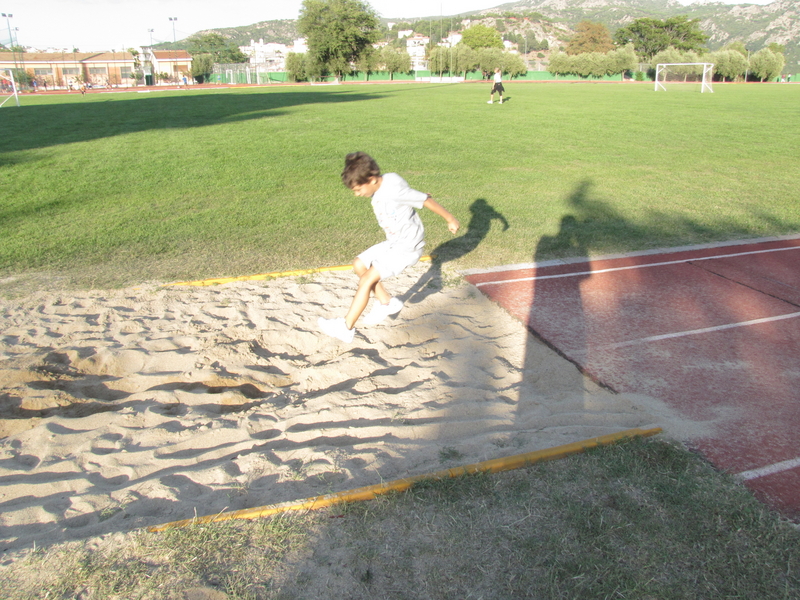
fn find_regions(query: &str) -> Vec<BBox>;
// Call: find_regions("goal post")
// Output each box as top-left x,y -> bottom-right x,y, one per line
0,69 -> 20,107
655,63 -> 714,93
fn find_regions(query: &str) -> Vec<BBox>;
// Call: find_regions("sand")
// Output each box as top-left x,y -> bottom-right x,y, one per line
0,264 -> 703,557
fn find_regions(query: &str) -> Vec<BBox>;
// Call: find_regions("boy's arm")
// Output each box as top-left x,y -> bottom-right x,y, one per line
423,197 -> 460,234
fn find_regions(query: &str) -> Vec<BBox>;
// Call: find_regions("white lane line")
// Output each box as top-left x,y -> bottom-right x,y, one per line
736,456 -> 800,481
599,311 -> 800,350
473,245 -> 800,288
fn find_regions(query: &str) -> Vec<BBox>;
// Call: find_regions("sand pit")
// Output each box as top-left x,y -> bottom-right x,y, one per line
0,264 -> 702,556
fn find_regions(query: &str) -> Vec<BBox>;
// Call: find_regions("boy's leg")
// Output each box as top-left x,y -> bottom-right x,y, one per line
354,258 -> 390,305
345,263 -> 383,329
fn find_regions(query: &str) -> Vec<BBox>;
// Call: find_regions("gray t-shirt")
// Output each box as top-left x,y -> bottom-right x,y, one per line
371,173 -> 428,252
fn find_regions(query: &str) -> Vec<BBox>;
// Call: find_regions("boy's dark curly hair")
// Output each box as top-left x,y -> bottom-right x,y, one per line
342,152 -> 381,188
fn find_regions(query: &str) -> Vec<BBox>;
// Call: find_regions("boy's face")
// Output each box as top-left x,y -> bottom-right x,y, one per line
351,177 -> 381,198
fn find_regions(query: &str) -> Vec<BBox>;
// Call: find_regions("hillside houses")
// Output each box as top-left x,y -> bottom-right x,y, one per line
238,38 -> 308,70
237,32 -> 468,72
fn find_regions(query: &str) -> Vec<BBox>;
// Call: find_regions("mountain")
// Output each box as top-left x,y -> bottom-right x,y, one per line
194,19 -> 299,46
154,20 -> 300,50
166,0 -> 798,73
486,0 -> 798,68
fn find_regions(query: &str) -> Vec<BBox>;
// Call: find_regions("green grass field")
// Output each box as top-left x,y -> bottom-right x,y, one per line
2,82 -> 800,598
2,82 -> 798,290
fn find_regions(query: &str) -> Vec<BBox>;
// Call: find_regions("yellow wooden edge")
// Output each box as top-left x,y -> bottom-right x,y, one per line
165,255 -> 434,287
147,426 -> 661,533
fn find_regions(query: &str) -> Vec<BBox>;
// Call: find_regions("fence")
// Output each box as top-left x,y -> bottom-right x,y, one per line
211,65 -> 626,85
211,64 -> 799,85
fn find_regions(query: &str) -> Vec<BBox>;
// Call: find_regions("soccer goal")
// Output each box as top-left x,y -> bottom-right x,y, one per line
0,69 -> 20,107
655,63 -> 714,93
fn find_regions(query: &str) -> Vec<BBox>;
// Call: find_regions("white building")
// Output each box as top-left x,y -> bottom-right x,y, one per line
440,32 -> 463,48
291,38 -> 308,54
405,34 -> 430,71
238,38 -> 308,71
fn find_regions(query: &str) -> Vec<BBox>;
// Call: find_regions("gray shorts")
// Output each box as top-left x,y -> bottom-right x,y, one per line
358,241 -> 423,279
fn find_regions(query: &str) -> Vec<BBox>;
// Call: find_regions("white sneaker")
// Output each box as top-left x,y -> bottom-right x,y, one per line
318,317 -> 355,343
362,297 -> 403,326
487,100 -> 493,104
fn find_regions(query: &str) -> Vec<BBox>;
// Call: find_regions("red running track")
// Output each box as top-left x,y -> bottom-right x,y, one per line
464,237 -> 800,520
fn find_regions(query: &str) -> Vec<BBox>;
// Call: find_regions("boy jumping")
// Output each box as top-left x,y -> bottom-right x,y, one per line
318,152 -> 461,343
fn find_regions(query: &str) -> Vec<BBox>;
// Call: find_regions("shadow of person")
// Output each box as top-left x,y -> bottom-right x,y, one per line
531,213 -> 590,356
403,198 -> 509,305
518,179 -> 638,430
526,181 -> 594,368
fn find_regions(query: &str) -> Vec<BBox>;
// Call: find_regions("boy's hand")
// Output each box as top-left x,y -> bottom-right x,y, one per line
422,197 -> 461,235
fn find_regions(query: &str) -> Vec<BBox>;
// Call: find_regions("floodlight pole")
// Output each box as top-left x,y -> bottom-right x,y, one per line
2,13 -> 16,70
169,17 -> 177,43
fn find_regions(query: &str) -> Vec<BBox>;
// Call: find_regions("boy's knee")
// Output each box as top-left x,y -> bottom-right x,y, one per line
353,257 -> 368,275
358,266 -> 382,287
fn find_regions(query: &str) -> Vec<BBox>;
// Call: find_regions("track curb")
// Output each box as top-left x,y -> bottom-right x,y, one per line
147,426 -> 662,533
165,255 -> 434,287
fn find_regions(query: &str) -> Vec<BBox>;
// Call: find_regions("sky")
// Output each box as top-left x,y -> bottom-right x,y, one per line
3,0 -> 777,53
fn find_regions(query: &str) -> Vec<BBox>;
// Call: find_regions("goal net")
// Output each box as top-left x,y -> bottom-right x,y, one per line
655,63 -> 714,93
0,69 -> 20,107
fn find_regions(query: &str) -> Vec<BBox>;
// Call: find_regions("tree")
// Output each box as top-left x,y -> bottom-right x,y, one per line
391,21 -> 414,34
710,49 -> 748,82
501,52 -> 528,79
651,47 -> 705,81
128,48 -> 141,71
298,0 -> 380,80
749,47 -> 785,82
523,31 -> 548,52
428,46 -> 450,75
548,45 -> 636,79
356,47 -> 379,80
660,16 -> 708,53
768,42 -> 785,55
476,47 -> 504,77
461,24 -> 503,50
187,33 -> 247,63
613,16 -> 708,60
609,44 -> 638,76
191,54 -> 214,83
451,44 -> 478,78
723,41 -> 748,57
286,52 -> 309,81
565,21 -> 614,55
380,46 -> 411,80
421,18 -> 455,46
10,68 -> 31,86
